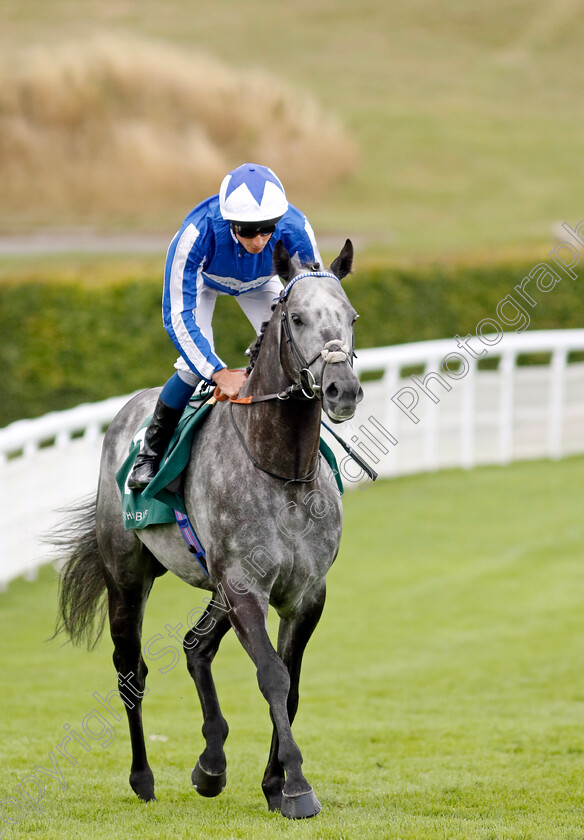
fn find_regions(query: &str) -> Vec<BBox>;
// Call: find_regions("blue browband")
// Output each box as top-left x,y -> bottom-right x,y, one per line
274,270 -> 341,301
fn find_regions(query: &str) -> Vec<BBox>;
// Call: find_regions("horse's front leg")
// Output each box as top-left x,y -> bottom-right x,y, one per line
224,579 -> 322,819
261,586 -> 326,813
183,600 -> 232,797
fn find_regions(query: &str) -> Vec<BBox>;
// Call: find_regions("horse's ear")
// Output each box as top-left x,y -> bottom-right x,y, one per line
329,239 -> 353,280
272,239 -> 293,282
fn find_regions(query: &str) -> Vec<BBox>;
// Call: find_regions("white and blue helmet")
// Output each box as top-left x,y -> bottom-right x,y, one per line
219,163 -> 289,224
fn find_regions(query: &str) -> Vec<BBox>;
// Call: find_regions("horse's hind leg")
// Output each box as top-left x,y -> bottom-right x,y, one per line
225,582 -> 321,819
104,554 -> 157,801
262,587 -> 326,814
183,600 -> 232,797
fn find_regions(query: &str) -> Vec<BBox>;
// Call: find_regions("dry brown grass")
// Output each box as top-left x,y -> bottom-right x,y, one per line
0,35 -> 358,228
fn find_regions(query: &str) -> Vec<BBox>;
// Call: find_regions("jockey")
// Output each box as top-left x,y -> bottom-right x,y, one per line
128,162 -> 323,490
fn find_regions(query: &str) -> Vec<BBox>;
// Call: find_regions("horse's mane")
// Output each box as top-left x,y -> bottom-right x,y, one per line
246,316 -> 272,374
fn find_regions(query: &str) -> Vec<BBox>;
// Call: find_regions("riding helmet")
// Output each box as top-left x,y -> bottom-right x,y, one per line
219,163 -> 289,224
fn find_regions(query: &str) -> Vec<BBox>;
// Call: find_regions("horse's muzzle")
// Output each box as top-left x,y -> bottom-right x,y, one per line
321,365 -> 364,423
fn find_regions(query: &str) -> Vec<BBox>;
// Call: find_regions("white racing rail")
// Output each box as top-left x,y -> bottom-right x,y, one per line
1,330 -> 584,589
351,329 -> 584,476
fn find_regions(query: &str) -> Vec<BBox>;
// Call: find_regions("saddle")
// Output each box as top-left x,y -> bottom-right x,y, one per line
115,391 -> 343,534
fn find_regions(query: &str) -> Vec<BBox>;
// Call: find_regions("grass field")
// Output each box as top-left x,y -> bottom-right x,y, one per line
1,0 -> 584,255
1,457 -> 584,839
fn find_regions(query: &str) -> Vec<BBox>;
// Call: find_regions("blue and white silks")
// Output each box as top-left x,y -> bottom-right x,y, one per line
163,195 -> 322,383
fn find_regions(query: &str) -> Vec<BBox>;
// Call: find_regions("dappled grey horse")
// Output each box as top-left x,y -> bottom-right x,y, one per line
54,239 -> 363,819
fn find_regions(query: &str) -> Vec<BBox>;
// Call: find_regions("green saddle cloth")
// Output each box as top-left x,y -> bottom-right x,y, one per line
116,401 -> 343,532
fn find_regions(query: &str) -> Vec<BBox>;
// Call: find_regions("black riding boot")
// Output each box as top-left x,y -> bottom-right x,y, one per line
128,399 -> 183,490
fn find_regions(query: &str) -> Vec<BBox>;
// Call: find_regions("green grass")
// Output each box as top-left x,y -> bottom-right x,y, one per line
2,0 -> 584,256
2,457 -> 584,837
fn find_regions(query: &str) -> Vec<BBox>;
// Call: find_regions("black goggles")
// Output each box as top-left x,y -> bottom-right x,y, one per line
233,223 -> 277,239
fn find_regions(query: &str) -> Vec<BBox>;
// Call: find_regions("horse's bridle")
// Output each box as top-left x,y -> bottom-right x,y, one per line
278,270 -> 356,399
228,270 -> 355,406
279,305 -> 352,402
227,270 -> 356,483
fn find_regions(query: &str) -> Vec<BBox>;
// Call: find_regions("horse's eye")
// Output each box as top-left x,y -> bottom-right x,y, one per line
291,314 -> 303,326
352,313 -> 359,325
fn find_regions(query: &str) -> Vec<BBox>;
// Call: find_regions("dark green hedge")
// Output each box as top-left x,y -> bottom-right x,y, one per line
0,251 -> 581,427
345,253 -> 581,348
0,271 -> 259,427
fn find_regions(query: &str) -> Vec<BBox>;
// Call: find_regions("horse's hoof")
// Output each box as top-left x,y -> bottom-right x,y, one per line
129,769 -> 156,802
191,760 -> 227,798
280,788 -> 321,819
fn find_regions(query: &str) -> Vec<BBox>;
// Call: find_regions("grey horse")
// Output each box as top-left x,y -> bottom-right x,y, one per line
53,239 -> 363,819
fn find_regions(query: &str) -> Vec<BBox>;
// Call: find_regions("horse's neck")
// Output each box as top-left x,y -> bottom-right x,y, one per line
240,315 -> 287,398
237,318 -> 322,478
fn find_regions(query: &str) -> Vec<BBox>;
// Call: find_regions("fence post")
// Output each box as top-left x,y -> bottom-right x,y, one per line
382,362 -> 400,477
548,347 -> 567,459
460,360 -> 476,469
498,351 -> 515,464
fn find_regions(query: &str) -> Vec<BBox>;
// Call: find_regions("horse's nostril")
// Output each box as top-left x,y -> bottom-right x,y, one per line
357,386 -> 364,403
324,382 -> 339,401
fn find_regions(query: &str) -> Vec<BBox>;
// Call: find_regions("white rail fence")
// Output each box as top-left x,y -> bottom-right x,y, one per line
1,329 -> 584,590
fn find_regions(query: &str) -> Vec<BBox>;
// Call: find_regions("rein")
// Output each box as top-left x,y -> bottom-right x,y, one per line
224,328 -> 351,406
228,401 -> 322,485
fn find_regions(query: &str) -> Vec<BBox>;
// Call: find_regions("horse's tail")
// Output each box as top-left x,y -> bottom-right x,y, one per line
50,495 -> 108,650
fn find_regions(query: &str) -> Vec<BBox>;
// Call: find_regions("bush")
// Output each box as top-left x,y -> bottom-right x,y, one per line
0,250 -> 581,426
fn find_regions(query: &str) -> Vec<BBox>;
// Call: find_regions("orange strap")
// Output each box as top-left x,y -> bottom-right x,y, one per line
212,370 -> 299,405
213,386 -> 253,404
229,395 -> 254,404
212,386 -> 229,402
